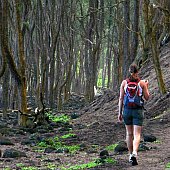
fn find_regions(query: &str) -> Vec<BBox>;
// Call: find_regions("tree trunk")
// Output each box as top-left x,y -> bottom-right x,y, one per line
149,5 -> 167,95
142,0 -> 150,61
1,0 -> 29,126
0,1 -> 6,77
130,0 -> 139,62
164,0 -> 170,34
84,0 -> 96,102
116,0 -> 123,87
2,68 -> 9,118
15,0 -> 28,126
150,29 -> 167,94
84,0 -> 102,102
143,1 -> 167,95
106,0 -> 112,88
122,0 -> 130,78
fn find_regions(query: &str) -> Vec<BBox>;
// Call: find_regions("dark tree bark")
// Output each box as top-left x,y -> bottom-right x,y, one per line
84,0 -> 97,102
143,0 -> 150,61
130,0 -> 140,63
0,1 -> 7,77
122,0 -> 130,78
1,0 -> 29,126
143,1 -> 167,95
2,68 -> 9,118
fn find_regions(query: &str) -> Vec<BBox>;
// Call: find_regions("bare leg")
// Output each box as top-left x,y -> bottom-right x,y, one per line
125,125 -> 133,154
133,125 -> 142,155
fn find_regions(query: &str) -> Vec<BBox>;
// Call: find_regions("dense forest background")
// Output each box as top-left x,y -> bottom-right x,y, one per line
0,0 -> 169,126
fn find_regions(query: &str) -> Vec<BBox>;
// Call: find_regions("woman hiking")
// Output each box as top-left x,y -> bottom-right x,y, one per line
118,63 -> 150,166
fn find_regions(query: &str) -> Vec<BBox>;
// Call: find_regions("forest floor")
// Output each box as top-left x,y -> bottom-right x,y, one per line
0,45 -> 170,170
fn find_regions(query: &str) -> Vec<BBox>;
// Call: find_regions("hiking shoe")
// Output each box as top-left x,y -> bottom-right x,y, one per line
129,154 -> 133,163
131,156 -> 138,166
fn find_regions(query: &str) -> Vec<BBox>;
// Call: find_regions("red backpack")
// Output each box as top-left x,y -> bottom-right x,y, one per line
124,78 -> 144,108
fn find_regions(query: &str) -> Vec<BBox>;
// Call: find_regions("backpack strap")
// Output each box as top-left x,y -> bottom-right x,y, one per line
126,78 -> 140,83
137,78 -> 140,83
126,78 -> 130,83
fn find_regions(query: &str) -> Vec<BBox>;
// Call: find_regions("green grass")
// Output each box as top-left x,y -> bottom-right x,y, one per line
16,163 -> 57,170
61,161 -> 101,170
37,141 -> 48,147
105,157 -> 117,164
21,167 -> 38,170
37,135 -> 80,154
46,112 -> 70,123
153,140 -> 162,144
166,162 -> 170,168
105,143 -> 118,151
46,163 -> 57,170
61,157 -> 116,170
61,133 -> 76,139
16,163 -> 38,170
65,145 -> 80,153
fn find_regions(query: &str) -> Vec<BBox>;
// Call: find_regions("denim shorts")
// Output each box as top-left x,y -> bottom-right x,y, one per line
123,108 -> 144,126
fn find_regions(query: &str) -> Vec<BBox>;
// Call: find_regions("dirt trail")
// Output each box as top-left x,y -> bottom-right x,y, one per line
115,124 -> 170,170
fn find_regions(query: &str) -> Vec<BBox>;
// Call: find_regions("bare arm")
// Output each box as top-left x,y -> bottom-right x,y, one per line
141,80 -> 150,101
118,80 -> 125,122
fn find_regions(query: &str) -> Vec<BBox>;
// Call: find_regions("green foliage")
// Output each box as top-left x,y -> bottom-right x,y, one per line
46,112 -> 70,123
47,163 -> 57,170
97,77 -> 103,87
105,143 -> 118,151
61,161 -> 101,170
65,145 -> 80,154
166,162 -> 170,168
105,158 -> 117,164
13,158 -> 115,170
97,68 -> 110,87
16,163 -> 25,167
36,135 -> 80,154
97,69 -> 103,87
153,140 -> 161,144
61,133 -> 76,139
61,157 -> 117,170
21,167 -> 38,170
16,163 -> 38,170
32,148 -> 44,153
45,136 -> 63,148
37,141 -> 47,147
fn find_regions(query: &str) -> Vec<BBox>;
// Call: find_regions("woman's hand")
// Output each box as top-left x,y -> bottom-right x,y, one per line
118,113 -> 123,122
141,79 -> 150,100
142,79 -> 149,87
145,80 -> 149,88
